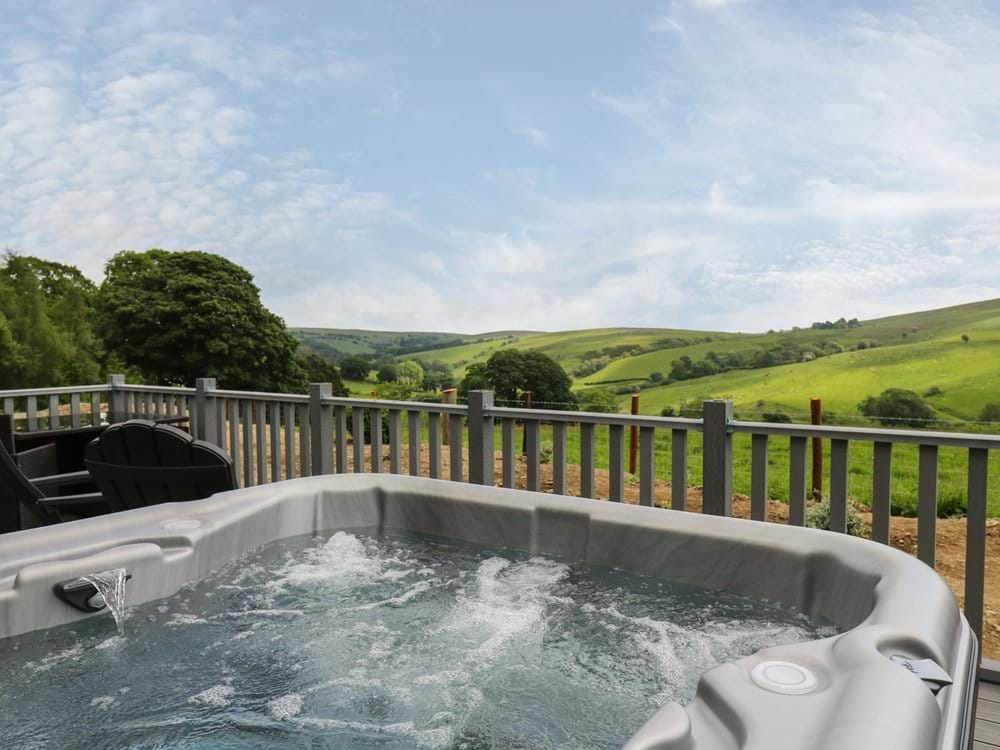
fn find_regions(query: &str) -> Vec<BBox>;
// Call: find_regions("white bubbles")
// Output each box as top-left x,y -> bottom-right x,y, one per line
1,531 -> 837,749
189,684 -> 235,707
89,695 -> 117,711
267,693 -> 303,719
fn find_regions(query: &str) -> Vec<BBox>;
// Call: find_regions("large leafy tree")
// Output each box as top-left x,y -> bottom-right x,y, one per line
96,250 -> 304,390
339,356 -> 371,381
457,362 -> 490,398
0,254 -> 102,387
459,349 -> 576,408
296,352 -> 349,396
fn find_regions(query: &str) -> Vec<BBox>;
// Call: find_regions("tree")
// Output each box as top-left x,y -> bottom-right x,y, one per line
858,389 -> 935,427
649,371 -> 664,384
961,334 -> 970,343
423,369 -> 454,391
339,356 -> 371,381
579,388 -> 619,413
95,250 -> 303,390
421,360 -> 454,391
482,349 -> 576,408
458,362 -> 490,397
396,360 -> 424,389
297,352 -> 348,396
0,254 -> 102,387
376,363 -> 398,383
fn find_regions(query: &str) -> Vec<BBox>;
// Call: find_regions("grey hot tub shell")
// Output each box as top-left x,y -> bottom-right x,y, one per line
0,475 -> 978,749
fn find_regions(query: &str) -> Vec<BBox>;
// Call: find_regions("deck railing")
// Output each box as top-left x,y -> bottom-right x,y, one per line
1,376 -> 996,680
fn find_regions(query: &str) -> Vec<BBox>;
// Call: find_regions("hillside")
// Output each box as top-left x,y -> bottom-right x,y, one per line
631,299 -> 1000,420
291,328 -> 510,360
409,328 -> 736,378
293,298 -> 1000,421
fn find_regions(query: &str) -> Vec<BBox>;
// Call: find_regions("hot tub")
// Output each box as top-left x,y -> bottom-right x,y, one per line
0,475 -> 978,749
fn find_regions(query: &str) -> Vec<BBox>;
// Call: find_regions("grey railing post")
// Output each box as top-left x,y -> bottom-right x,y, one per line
309,383 -> 334,475
194,378 -> 217,443
702,400 -> 733,516
107,374 -> 126,423
467,390 -> 494,486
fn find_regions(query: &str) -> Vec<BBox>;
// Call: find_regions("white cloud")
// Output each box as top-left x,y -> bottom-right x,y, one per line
1,0 -> 998,333
0,1 -> 393,285
511,126 -> 548,147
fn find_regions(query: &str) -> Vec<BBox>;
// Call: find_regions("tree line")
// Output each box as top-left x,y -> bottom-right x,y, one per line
0,250 -> 346,393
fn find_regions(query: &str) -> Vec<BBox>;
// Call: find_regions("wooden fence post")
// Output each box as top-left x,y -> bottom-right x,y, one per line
442,388 -> 457,445
194,378 -> 217,443
702,400 -> 733,516
520,391 -> 532,454
811,397 -> 823,498
107,374 -> 126,424
628,392 -> 640,474
309,383 -> 334,475
467,390 -> 494,486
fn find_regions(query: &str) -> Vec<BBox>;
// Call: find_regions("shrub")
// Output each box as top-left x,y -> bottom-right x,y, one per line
649,371 -> 664,384
659,406 -> 676,417
539,441 -> 553,464
858,388 -> 935,427
979,403 -> 1000,423
936,492 -> 967,519
806,499 -> 867,537
924,385 -> 943,397
961,334 -> 970,343
579,388 -> 620,414
762,412 -> 792,423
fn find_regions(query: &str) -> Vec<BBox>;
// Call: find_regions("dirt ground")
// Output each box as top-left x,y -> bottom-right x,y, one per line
347,444 -> 1000,660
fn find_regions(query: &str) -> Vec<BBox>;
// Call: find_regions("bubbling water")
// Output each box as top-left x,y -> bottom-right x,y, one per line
0,532 -> 838,749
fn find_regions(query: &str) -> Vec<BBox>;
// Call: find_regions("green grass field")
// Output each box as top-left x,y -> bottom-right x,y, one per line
627,306 -> 1000,421
394,298 -> 1000,422
386,418 -> 1000,518
305,299 -> 1000,517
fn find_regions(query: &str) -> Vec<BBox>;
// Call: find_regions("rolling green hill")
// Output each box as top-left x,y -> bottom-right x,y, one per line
628,300 -> 1000,420
409,328 -> 737,378
294,298 -> 1000,421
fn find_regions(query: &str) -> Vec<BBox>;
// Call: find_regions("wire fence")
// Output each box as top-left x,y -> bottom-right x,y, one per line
455,394 -> 1000,432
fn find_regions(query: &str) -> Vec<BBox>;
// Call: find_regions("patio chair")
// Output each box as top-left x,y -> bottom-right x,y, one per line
84,420 -> 238,511
0,440 -> 107,533
10,415 -> 190,475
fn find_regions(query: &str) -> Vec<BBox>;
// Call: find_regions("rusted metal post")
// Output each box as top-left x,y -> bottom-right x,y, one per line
628,392 -> 640,474
810,397 -> 823,498
520,391 -> 532,454
441,388 -> 457,445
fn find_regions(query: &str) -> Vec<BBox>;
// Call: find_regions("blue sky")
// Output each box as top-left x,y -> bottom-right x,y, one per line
1,0 -> 999,332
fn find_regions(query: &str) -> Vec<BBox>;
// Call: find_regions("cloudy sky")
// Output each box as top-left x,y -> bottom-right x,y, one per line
2,0 -> 999,332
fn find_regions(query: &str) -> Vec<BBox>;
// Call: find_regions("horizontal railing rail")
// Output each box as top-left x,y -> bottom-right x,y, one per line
0,384 -> 110,398
0,378 -> 995,680
326,395 -> 468,415
732,419 -> 1000,450
488,405 -> 703,430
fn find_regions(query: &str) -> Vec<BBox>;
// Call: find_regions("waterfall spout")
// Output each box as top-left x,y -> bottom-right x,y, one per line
53,569 -> 131,636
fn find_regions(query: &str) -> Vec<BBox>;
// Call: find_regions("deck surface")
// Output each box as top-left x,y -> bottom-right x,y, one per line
978,679 -> 1000,749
